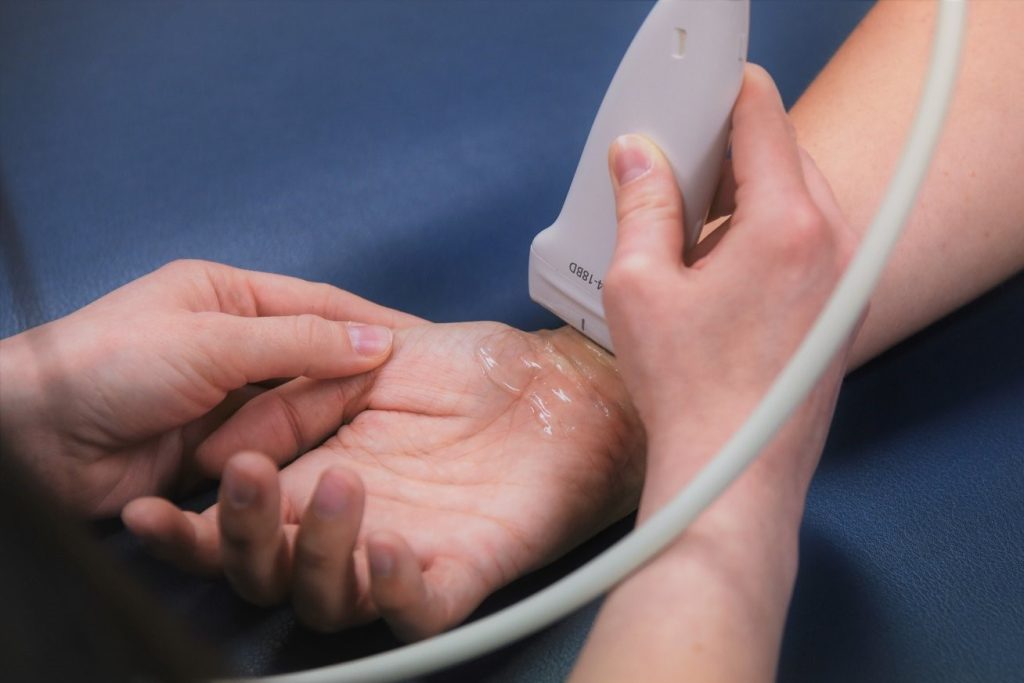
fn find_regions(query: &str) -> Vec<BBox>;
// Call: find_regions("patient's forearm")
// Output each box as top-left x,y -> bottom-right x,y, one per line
791,0 -> 1024,368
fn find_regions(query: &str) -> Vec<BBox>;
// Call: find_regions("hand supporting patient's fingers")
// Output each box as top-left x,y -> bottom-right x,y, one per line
122,498 -> 221,575
291,468 -> 367,632
218,452 -> 292,606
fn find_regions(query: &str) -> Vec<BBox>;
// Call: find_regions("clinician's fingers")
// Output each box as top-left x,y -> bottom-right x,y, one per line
122,498 -> 221,575
195,375 -> 374,475
177,260 -> 427,328
196,313 -> 392,387
607,134 -> 687,271
291,468 -> 366,632
218,452 -> 292,605
367,534 -> 490,642
729,64 -> 809,210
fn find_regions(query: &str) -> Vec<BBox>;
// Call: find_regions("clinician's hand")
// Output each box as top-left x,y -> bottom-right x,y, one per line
0,260 -> 412,517
571,65 -> 857,682
604,64 -> 856,519
123,322 -> 643,638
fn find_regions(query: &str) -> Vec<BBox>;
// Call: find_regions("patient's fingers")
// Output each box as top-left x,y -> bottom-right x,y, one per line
122,498 -> 221,575
367,533 -> 490,641
218,452 -> 292,605
367,533 -> 434,641
291,468 -> 366,632
195,375 -> 373,475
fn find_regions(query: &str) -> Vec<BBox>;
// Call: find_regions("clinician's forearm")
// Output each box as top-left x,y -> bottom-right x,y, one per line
570,471 -> 800,683
792,0 -> 1024,368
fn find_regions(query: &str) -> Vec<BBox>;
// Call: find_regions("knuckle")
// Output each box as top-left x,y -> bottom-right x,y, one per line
265,392 -> 305,451
223,552 -> 288,606
745,63 -> 781,102
605,253 -> 657,294
193,439 -> 225,477
159,258 -> 211,278
770,198 -> 830,263
293,313 -> 335,353
745,62 -> 773,86
312,281 -> 344,319
219,522 -> 257,550
295,542 -> 336,573
787,199 -> 827,236
618,184 -> 681,229
605,256 -> 674,315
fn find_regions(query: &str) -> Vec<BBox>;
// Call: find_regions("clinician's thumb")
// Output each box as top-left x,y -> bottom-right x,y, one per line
607,134 -> 686,270
198,313 -> 394,386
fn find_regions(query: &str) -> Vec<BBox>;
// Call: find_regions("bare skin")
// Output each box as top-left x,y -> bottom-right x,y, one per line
792,0 -> 1024,367
124,322 -> 643,636
4,0 -> 1021,654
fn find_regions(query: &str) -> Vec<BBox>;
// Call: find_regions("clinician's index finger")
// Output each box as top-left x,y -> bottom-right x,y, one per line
160,259 -> 427,328
730,64 -> 809,206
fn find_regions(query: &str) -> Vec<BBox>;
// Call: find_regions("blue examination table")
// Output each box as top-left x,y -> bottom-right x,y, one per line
1,1 -> 1021,680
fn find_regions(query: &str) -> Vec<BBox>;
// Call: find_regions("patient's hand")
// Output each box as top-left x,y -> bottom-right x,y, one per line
124,323 -> 643,638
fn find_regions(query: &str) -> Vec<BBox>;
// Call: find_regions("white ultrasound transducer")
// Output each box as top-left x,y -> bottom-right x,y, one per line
529,0 -> 748,350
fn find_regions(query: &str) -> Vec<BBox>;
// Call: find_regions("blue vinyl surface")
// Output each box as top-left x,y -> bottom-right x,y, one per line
2,1 -> 1022,681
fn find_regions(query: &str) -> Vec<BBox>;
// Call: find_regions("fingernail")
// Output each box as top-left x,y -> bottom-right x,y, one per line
312,472 -> 348,519
612,135 -> 654,186
224,473 -> 256,509
369,546 -> 394,578
348,324 -> 393,357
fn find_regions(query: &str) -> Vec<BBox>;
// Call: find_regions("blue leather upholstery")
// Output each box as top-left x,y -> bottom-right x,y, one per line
2,1 -> 1021,680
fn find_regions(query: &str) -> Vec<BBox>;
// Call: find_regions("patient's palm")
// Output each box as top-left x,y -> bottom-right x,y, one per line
213,323 -> 642,626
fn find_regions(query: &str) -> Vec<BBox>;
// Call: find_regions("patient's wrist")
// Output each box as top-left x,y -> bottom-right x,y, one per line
532,325 -> 647,508
537,325 -> 642,437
